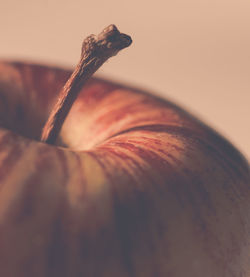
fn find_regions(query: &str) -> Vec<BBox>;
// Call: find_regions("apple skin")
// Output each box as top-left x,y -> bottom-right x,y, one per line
0,61 -> 249,277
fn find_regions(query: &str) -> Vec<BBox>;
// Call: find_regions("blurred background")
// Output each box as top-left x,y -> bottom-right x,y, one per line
0,0 -> 249,159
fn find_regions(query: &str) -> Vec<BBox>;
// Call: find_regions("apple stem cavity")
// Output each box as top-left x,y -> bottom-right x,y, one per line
40,24 -> 132,145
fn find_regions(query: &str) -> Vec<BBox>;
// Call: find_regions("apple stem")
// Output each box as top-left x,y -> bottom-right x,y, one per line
40,24 -> 132,145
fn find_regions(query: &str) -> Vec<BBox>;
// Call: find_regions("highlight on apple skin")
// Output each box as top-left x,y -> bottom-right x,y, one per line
0,61 -> 249,277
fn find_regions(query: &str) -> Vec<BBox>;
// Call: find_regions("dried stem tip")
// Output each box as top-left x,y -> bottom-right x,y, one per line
41,24 -> 132,145
83,24 -> 132,57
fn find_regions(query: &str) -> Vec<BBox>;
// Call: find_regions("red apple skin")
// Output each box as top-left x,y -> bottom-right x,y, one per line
0,61 -> 249,277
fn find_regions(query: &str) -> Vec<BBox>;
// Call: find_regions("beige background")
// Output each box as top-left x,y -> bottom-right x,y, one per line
0,0 -> 249,159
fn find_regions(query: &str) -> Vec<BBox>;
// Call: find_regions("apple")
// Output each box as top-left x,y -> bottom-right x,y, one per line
0,25 -> 249,277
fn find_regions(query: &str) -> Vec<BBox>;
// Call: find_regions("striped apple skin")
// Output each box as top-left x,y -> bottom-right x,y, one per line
0,62 -> 249,277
